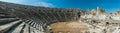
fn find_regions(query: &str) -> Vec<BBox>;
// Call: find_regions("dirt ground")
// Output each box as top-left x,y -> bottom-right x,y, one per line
50,21 -> 89,33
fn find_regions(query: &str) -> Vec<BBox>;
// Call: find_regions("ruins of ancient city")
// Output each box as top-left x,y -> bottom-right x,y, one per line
0,1 -> 120,33
76,7 -> 120,33
49,7 -> 120,33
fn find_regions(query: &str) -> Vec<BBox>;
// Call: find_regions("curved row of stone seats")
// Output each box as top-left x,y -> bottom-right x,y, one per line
0,9 -> 78,25
0,1 -> 80,33
0,17 -> 45,33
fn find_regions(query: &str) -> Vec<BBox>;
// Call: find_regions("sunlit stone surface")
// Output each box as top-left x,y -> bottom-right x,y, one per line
0,1 -> 79,33
1,1 -> 120,33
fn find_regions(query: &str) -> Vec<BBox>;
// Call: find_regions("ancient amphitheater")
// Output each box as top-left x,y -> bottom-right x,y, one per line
0,1 -> 120,33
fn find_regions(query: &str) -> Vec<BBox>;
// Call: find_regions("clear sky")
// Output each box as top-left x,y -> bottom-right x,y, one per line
0,0 -> 120,13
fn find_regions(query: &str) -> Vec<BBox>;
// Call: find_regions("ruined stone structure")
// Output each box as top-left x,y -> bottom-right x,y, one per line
1,1 -> 120,33
0,1 -> 80,33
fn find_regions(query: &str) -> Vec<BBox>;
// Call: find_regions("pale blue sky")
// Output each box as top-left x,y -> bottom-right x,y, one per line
0,0 -> 120,13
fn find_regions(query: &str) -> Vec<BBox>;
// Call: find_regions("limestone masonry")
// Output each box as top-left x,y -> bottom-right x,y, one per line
0,1 -> 120,33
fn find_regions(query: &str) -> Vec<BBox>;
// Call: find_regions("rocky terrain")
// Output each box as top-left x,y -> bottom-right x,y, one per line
78,7 -> 120,33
